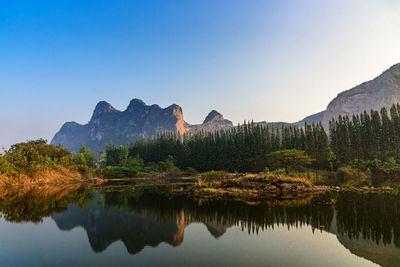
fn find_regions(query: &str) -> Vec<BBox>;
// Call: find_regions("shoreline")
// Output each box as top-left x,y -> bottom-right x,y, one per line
0,175 -> 396,200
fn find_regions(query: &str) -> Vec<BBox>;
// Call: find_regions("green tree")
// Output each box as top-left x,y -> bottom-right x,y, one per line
266,149 -> 313,174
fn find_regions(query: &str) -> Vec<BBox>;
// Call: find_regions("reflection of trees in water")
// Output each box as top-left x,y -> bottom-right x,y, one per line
50,190 -> 335,254
0,184 -> 94,223
101,190 -> 334,235
336,192 -> 400,247
1,185 -> 400,251
101,190 -> 400,248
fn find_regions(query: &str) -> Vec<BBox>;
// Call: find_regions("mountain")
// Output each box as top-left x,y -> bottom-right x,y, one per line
293,111 -> 326,127
51,99 -> 233,152
52,192 -> 232,255
51,63 -> 400,152
322,63 -> 400,129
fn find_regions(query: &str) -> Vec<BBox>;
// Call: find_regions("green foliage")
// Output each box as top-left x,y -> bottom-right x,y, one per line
327,151 -> 338,170
101,121 -> 329,173
201,170 -> 231,182
0,140 -> 100,181
74,144 -> 97,168
330,104 -> 400,164
184,167 -> 198,174
327,104 -> 400,183
337,166 -> 370,184
0,139 -> 71,177
103,166 -> 141,178
267,149 -> 313,174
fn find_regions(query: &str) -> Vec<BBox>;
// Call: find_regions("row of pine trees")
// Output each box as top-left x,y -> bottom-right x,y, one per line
103,103 -> 400,173
104,121 -> 329,172
329,103 -> 400,164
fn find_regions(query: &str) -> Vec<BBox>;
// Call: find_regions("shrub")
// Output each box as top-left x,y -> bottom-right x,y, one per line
337,166 -> 370,183
201,170 -> 231,182
267,149 -> 313,174
184,167 -> 198,174
104,166 -> 141,178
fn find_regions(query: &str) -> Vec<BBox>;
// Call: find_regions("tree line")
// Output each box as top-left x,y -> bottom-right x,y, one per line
103,121 -> 330,172
102,103 -> 400,178
329,103 -> 400,163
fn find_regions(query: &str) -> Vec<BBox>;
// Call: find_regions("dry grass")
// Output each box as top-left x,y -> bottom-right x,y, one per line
201,170 -> 232,182
264,174 -> 312,187
195,171 -> 312,189
0,182 -> 87,200
0,166 -> 103,186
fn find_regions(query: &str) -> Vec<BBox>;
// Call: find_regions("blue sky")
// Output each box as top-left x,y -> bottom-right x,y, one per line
1,0 -> 400,148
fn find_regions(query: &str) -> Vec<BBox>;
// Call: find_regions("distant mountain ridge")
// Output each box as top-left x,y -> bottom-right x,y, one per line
293,111 -> 326,127
51,99 -> 233,152
52,62 -> 400,152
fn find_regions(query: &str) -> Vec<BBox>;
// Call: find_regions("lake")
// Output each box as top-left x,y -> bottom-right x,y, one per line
0,186 -> 399,266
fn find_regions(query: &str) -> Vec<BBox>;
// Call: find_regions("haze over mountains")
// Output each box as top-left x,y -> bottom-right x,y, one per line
52,63 -> 400,152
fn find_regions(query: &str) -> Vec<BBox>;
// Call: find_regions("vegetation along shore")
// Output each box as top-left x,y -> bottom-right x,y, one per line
2,105 -> 400,198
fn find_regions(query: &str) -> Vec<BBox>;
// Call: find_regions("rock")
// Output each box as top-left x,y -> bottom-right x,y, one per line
322,63 -> 400,130
51,99 -> 234,152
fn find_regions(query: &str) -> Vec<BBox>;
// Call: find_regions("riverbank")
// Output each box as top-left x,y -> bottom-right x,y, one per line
1,170 -> 397,201
0,166 -> 103,187
94,172 -> 398,202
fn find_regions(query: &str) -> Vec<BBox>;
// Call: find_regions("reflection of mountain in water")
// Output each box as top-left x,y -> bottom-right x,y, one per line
332,192 -> 400,267
52,191 -> 330,255
2,186 -> 399,266
51,191 -> 400,266
337,232 -> 400,267
52,192 -> 233,254
53,203 -> 187,254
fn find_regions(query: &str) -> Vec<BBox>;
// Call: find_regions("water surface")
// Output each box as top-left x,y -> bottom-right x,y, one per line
0,186 -> 399,266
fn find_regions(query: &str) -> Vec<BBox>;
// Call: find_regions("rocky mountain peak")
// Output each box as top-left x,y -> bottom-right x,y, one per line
167,104 -> 183,112
126,98 -> 146,112
52,99 -> 234,152
90,101 -> 117,121
203,110 -> 224,123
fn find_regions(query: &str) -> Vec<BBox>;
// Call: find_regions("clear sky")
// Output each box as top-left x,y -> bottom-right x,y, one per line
1,0 -> 400,148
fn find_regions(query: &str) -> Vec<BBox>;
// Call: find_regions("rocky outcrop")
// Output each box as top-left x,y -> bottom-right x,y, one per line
322,63 -> 400,129
51,99 -> 233,152
189,110 -> 233,133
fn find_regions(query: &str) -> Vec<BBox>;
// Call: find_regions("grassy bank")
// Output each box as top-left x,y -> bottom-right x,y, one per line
0,139 -> 101,186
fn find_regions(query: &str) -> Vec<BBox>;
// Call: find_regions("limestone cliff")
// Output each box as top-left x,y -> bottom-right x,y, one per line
51,99 -> 233,152
322,63 -> 400,129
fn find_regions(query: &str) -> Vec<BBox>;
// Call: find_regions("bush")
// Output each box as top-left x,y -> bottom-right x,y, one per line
2,139 -> 72,176
337,166 -> 370,184
272,168 -> 287,176
184,167 -> 198,174
104,166 -> 141,178
267,149 -> 313,174
201,170 -> 231,182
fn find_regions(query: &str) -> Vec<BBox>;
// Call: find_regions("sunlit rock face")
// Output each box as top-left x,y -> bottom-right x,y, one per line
51,99 -> 233,152
322,63 -> 400,130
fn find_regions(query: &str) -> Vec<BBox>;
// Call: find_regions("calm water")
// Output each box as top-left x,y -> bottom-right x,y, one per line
0,186 -> 399,267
